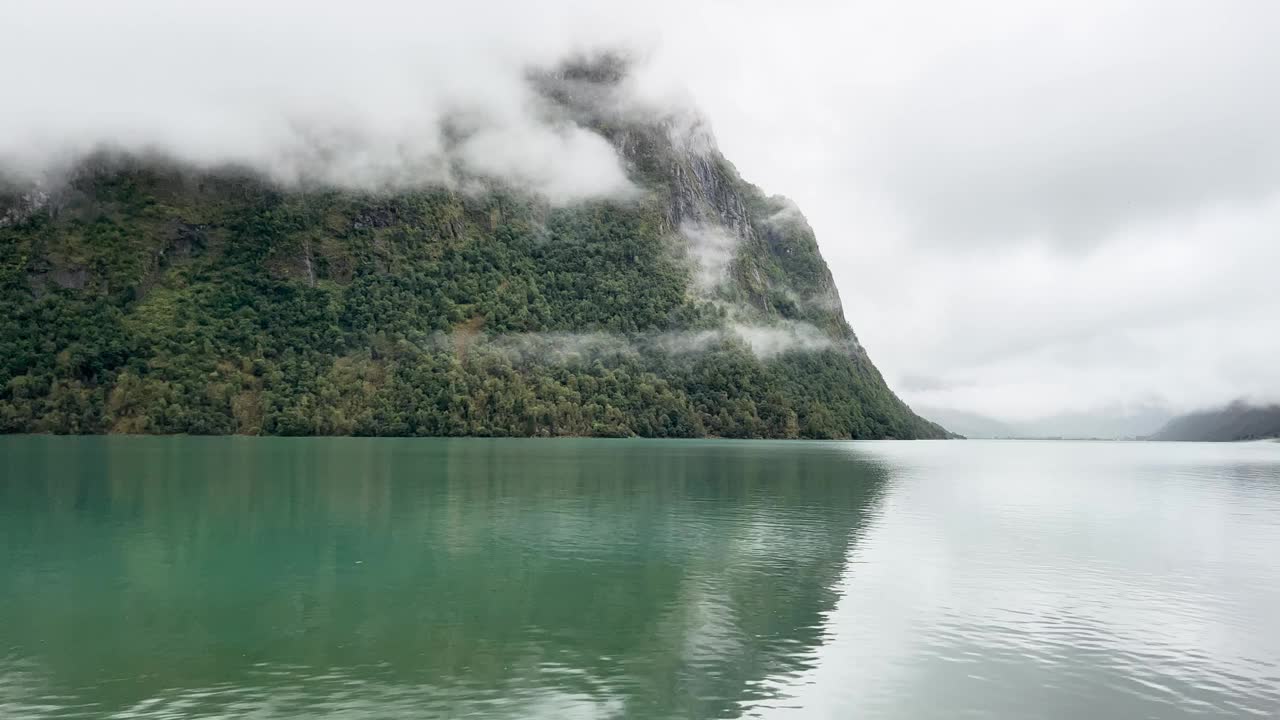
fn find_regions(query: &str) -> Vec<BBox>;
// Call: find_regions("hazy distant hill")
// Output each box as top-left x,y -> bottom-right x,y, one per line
0,57 -> 949,439
1017,405 -> 1172,440
1151,402 -> 1280,442
914,406 -> 1014,439
917,404 -> 1170,440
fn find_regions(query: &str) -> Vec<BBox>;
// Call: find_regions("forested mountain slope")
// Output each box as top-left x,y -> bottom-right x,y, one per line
0,59 -> 950,439
1151,402 -> 1280,442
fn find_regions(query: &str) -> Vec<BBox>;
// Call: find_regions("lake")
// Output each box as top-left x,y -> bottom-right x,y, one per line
2,437 -> 1278,719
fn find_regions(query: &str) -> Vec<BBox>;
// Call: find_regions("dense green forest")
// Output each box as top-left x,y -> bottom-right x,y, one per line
0,66 -> 949,439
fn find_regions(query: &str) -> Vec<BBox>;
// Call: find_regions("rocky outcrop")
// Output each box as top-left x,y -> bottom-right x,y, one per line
28,267 -> 89,298
1,188 -> 51,228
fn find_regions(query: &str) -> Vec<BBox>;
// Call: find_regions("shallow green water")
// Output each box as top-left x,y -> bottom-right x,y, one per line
1,437 -> 1278,719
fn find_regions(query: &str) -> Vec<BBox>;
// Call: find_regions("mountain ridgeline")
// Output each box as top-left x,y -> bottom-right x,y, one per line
1151,402 -> 1280,442
0,59 -> 949,439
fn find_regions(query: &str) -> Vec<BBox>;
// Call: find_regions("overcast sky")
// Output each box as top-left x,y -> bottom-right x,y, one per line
6,0 -> 1279,423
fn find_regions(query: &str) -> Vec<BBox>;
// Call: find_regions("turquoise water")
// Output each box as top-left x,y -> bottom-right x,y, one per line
2,437 -> 1279,718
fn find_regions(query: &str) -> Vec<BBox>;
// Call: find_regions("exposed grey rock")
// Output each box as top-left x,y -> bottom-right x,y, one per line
1,188 -> 51,227
28,267 -> 89,298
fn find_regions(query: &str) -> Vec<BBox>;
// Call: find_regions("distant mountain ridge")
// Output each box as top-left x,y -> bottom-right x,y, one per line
913,406 -> 1016,439
916,404 -> 1170,440
1151,402 -> 1280,442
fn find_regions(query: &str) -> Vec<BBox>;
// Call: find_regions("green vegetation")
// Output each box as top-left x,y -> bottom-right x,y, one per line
0,143 -> 948,439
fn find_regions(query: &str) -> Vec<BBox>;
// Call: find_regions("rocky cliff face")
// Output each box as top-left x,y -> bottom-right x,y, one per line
0,59 -> 949,439
0,188 -> 51,229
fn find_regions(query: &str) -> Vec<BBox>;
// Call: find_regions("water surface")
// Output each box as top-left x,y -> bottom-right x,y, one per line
1,437 -> 1278,718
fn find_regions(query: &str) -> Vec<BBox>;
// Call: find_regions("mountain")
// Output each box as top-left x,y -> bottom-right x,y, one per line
0,58 -> 949,439
916,404 -> 1170,440
1151,401 -> 1280,442
914,406 -> 1015,439
1016,404 -> 1172,440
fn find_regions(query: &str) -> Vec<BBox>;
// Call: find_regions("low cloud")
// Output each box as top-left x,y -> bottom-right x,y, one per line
439,323 -> 837,365
729,322 -> 833,359
680,223 -> 739,293
455,122 -> 633,204
652,321 -> 835,360
763,197 -> 806,230
479,332 -> 634,365
1,0 -> 651,203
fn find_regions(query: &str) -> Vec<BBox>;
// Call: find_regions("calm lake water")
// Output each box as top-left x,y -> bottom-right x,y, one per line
2,437 -> 1279,719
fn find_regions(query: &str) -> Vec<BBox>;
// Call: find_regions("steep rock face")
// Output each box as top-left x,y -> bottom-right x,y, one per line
0,188 -> 51,229
0,62 -> 949,439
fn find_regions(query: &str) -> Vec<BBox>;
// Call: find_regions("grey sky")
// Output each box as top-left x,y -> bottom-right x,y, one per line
4,0 -> 1278,424
660,0 -> 1280,422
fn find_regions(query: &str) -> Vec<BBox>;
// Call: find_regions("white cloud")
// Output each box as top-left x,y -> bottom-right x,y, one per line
653,0 -> 1280,425
680,223 -> 739,293
0,0 -> 641,202
447,324 -> 836,364
728,322 -> 833,360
